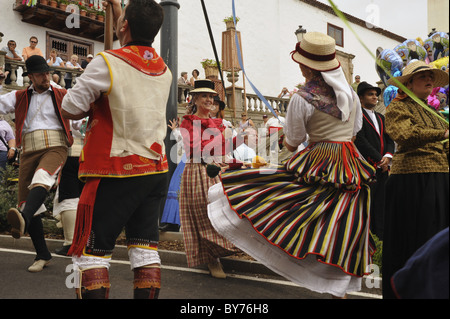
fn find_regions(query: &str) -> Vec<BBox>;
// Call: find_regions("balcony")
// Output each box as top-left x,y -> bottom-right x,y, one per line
13,0 -> 114,42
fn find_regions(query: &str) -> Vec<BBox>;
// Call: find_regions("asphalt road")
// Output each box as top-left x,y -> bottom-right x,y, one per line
0,248 -> 329,299
0,234 -> 382,314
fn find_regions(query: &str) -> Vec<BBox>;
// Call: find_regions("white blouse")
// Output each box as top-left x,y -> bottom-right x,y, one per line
284,91 -> 362,148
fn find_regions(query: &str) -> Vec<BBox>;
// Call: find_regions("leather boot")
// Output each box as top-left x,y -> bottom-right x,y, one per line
76,267 -> 110,299
133,266 -> 161,299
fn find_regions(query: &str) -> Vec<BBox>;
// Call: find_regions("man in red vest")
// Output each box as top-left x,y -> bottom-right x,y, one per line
62,0 -> 172,299
0,55 -> 73,272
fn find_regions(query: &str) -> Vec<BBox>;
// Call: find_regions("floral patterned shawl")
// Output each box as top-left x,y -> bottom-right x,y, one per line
296,74 -> 342,120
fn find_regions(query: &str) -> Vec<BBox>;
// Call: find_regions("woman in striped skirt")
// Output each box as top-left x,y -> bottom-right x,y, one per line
208,32 -> 377,297
179,80 -> 239,278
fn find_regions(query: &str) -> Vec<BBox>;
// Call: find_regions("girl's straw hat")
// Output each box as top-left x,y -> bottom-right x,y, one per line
387,60 -> 449,88
291,32 -> 340,72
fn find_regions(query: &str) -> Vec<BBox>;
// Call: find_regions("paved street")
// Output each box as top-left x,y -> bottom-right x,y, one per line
0,234 -> 382,305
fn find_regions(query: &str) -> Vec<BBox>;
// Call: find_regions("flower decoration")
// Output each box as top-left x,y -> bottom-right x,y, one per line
143,50 -> 154,60
201,59 -> 221,68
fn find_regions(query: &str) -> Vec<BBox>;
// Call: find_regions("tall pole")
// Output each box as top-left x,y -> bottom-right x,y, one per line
159,0 -> 180,220
160,0 -> 180,173
104,5 -> 114,50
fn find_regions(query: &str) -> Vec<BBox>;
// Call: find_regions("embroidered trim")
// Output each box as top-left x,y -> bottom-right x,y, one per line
105,46 -> 168,76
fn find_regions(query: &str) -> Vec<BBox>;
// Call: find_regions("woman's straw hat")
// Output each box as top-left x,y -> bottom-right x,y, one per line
291,32 -> 340,72
387,60 -> 449,88
190,79 -> 218,94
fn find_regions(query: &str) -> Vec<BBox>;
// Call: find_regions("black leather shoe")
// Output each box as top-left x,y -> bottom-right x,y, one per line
159,223 -> 180,232
55,245 -> 71,256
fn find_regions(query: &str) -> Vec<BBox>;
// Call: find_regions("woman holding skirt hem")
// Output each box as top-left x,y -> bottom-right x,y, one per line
208,32 -> 376,297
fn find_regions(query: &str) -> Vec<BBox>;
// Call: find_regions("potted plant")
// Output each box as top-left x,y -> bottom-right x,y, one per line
40,0 -> 49,5
96,10 -> 105,22
77,2 -> 87,16
58,0 -> 69,11
223,16 -> 239,30
201,59 -> 221,79
49,0 -> 58,7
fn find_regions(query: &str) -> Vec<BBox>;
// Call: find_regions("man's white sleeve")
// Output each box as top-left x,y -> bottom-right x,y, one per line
61,55 -> 111,115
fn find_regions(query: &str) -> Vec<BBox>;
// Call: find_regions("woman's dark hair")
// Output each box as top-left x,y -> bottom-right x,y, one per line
192,69 -> 200,76
124,0 -> 164,45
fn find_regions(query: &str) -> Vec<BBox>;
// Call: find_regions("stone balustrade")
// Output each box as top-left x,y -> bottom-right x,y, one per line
2,62 -> 289,128
2,60 -> 83,90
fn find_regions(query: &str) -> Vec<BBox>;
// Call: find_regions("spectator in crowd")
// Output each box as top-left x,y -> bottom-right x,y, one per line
278,87 -> 292,112
22,36 -> 43,61
265,107 -> 285,151
1,40 -> 22,85
81,54 -> 94,69
0,116 -> 16,171
354,81 -> 394,240
382,60 -> 449,299
238,113 -> 256,134
177,71 -> 189,103
64,54 -> 83,89
351,74 -> 361,92
46,49 -> 65,84
233,128 -> 257,162
189,69 -> 200,86
46,49 -> 65,67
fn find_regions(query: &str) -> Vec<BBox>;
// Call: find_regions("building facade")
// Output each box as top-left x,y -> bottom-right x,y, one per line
1,0 -> 414,96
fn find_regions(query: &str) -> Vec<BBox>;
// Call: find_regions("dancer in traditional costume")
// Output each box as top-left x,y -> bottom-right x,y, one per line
1,56 -> 72,272
53,119 -> 85,256
179,80 -> 239,279
61,0 -> 172,299
208,32 -> 376,297
160,118 -> 184,232
382,60 -> 449,299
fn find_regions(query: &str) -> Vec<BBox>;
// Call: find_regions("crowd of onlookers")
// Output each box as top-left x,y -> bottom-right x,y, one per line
1,35 -> 93,87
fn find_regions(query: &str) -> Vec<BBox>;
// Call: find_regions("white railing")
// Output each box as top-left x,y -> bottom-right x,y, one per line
3,60 -> 83,89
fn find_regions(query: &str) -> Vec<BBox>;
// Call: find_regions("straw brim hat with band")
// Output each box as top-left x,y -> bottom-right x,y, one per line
387,60 -> 449,88
291,32 -> 340,72
190,79 -> 218,94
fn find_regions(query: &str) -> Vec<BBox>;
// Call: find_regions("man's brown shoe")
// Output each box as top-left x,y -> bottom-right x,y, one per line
7,208 -> 25,239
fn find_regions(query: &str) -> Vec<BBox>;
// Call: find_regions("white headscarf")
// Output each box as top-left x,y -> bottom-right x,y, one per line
321,67 -> 353,122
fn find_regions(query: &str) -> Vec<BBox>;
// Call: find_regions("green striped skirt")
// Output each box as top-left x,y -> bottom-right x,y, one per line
208,141 -> 377,296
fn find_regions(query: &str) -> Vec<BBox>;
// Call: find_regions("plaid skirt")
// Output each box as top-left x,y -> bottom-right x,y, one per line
179,163 -> 239,267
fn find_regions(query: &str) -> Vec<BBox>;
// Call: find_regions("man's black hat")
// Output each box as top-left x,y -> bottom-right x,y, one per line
357,81 -> 381,97
22,55 -> 50,76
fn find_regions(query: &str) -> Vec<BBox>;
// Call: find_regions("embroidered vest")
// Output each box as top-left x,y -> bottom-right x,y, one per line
79,46 -> 172,179
14,86 -> 73,147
